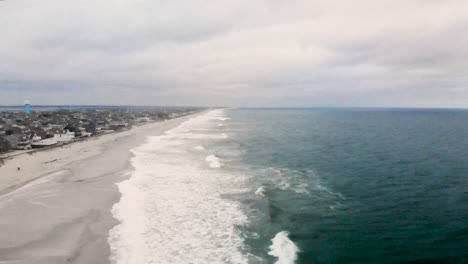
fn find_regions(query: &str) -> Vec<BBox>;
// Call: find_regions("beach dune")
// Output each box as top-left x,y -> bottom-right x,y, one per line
0,114 -> 197,264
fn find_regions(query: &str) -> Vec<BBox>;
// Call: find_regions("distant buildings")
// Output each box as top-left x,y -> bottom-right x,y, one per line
0,106 -> 201,153
24,100 -> 31,115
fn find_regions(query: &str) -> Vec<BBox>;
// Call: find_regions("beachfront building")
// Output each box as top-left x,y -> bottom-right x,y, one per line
136,117 -> 151,123
17,137 -> 32,150
2,134 -> 32,150
53,130 -> 75,142
108,121 -> 128,131
0,137 -> 11,152
32,134 -> 42,142
0,106 -> 202,153
96,120 -> 107,130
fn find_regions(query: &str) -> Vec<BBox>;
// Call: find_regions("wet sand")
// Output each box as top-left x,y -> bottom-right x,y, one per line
0,114 -> 198,264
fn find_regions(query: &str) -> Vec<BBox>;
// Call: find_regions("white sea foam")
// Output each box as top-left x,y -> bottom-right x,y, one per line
268,231 -> 300,264
265,167 -> 345,197
194,145 -> 206,150
109,110 -> 248,264
167,132 -> 227,140
295,183 -> 310,194
217,117 -> 231,121
218,123 -> 224,127
255,186 -> 266,197
205,154 -> 223,168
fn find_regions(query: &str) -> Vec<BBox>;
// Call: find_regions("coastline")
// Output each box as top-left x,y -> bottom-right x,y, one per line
0,111 -> 203,264
0,112 -> 198,195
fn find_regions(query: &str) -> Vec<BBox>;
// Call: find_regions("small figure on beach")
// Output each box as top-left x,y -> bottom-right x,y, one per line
17,167 -> 20,171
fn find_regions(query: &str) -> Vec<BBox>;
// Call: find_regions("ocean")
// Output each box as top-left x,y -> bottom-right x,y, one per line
109,108 -> 468,264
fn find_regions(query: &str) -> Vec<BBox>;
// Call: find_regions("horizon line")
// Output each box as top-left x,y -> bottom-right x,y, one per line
0,105 -> 466,110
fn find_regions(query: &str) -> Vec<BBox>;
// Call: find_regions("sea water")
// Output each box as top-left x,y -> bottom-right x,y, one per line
109,108 -> 468,264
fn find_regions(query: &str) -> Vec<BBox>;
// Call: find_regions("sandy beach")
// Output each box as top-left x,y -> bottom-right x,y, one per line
0,113 -> 198,264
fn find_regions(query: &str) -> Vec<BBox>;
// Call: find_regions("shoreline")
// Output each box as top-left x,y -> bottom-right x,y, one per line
0,112 -> 199,195
0,111 -> 197,167
0,111 -> 204,264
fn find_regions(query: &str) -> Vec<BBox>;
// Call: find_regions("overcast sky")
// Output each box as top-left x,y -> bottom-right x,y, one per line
0,0 -> 467,107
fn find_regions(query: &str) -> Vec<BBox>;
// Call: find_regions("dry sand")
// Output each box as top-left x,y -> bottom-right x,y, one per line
0,113 -> 198,264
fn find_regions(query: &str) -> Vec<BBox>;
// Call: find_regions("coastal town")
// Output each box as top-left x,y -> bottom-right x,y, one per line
0,104 -> 201,158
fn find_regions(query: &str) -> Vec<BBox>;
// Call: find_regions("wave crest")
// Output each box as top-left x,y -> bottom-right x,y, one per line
206,154 -> 223,168
255,186 -> 267,197
268,231 -> 300,264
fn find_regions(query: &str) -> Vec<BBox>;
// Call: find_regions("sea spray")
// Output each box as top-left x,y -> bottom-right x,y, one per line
205,154 -> 223,168
255,186 -> 267,197
194,145 -> 206,150
268,231 -> 300,264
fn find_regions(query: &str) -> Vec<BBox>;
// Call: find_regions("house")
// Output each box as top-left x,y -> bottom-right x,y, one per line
3,134 -> 32,150
108,121 -> 128,130
53,130 -> 75,142
0,137 -> 10,153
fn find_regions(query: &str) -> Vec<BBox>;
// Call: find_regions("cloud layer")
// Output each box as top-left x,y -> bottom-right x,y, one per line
1,0 -> 467,107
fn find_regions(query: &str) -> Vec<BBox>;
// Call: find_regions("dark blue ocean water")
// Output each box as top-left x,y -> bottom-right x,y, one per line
214,108 -> 468,264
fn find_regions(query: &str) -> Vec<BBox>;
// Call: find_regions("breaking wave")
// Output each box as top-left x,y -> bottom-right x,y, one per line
108,110 -> 248,264
205,154 -> 223,168
268,231 -> 300,264
255,186 -> 267,197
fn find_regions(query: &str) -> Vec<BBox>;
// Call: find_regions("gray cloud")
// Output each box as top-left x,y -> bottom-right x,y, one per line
0,0 -> 467,107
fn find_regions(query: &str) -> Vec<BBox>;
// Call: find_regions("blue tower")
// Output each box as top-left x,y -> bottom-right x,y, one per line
25,100 -> 31,115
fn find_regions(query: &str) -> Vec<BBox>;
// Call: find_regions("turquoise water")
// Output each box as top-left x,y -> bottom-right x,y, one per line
210,108 -> 467,263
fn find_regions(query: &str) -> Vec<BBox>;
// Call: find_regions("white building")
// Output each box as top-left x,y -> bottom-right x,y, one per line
54,130 -> 75,142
